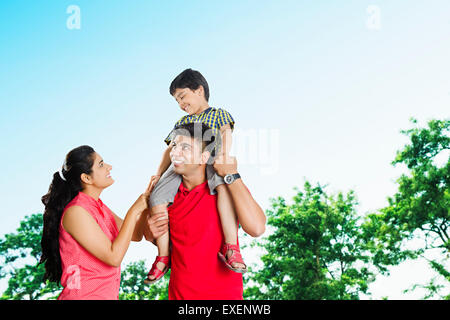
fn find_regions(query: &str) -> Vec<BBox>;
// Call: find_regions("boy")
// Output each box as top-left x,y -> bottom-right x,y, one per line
144,68 -> 247,283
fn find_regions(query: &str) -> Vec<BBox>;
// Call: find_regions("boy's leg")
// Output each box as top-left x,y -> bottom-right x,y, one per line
147,203 -> 170,281
215,184 -> 246,270
145,164 -> 181,282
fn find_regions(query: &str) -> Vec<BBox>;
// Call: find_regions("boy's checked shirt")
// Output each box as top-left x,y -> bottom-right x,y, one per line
164,107 -> 235,146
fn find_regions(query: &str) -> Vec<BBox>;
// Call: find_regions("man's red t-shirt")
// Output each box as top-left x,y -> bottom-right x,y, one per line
168,181 -> 243,300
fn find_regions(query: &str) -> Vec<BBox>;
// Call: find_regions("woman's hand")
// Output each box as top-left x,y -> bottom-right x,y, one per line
131,181 -> 152,215
149,174 -> 161,193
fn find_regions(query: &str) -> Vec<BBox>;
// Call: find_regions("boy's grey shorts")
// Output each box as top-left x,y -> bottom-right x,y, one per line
149,164 -> 225,208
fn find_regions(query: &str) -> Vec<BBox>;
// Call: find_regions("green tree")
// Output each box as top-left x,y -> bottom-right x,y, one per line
363,118 -> 449,299
0,213 -> 169,300
0,214 -> 60,299
245,181 -> 376,300
119,260 -> 169,300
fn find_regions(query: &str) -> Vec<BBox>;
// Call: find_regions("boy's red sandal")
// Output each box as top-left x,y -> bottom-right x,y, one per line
144,255 -> 170,284
218,243 -> 247,274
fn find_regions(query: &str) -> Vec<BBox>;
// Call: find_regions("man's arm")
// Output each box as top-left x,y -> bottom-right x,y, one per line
213,155 -> 266,237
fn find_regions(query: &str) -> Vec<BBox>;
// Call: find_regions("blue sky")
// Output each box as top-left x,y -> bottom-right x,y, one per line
0,1 -> 449,299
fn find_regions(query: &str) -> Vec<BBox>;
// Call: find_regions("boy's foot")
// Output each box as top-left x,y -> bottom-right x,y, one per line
218,243 -> 247,273
144,256 -> 170,284
226,249 -> 246,270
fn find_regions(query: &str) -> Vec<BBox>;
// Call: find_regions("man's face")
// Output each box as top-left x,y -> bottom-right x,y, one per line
172,87 -> 206,115
170,134 -> 209,175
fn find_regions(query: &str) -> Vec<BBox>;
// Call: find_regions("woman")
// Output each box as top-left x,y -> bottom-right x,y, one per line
39,145 -> 162,300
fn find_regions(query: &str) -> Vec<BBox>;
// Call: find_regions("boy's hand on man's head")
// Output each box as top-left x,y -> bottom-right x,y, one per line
213,154 -> 238,177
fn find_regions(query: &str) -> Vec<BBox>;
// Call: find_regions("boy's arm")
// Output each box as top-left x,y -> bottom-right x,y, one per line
149,145 -> 173,191
156,145 -> 173,176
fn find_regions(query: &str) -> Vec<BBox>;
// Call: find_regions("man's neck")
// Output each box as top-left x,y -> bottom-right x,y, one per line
181,166 -> 207,191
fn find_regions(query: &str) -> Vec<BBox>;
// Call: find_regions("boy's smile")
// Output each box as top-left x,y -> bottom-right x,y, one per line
173,87 -> 209,116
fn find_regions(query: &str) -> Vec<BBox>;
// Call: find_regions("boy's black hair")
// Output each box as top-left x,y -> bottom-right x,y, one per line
172,122 -> 220,164
169,68 -> 210,102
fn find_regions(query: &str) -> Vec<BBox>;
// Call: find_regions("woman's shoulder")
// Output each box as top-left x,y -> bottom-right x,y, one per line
61,204 -> 99,235
62,193 -> 99,223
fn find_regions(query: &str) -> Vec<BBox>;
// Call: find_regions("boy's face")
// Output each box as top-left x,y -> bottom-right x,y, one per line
172,87 -> 207,115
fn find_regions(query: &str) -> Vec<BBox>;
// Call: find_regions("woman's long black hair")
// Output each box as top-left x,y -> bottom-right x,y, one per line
40,145 -> 96,283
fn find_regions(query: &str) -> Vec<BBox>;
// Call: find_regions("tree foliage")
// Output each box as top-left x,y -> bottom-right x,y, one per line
119,260 -> 168,300
245,182 -> 376,300
0,213 -> 168,300
0,214 -> 60,299
1,118 -> 448,300
363,118 -> 449,298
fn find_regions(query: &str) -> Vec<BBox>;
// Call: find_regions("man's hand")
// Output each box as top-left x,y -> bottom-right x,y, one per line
144,212 -> 169,242
213,154 -> 238,177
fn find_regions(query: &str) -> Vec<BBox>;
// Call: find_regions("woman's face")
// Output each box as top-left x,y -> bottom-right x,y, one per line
83,152 -> 114,188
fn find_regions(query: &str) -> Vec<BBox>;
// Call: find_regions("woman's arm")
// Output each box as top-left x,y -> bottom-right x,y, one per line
111,212 -> 123,230
62,193 -> 149,267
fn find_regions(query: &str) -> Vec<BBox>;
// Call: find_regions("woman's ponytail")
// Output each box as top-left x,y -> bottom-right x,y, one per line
40,145 -> 95,283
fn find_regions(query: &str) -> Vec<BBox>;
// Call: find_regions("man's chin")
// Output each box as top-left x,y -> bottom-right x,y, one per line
172,164 -> 183,174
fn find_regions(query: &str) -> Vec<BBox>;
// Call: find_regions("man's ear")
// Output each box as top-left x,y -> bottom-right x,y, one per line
80,173 -> 92,185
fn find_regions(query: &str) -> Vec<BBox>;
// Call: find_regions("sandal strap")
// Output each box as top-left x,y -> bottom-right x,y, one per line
147,256 -> 170,279
221,243 -> 240,255
154,255 -> 170,265
221,243 -> 246,268
226,250 -> 246,268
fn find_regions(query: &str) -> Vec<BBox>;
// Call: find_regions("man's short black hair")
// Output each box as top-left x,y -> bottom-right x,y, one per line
169,68 -> 210,102
171,122 -> 220,164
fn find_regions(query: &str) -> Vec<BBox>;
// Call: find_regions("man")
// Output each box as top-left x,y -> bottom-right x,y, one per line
145,122 -> 266,300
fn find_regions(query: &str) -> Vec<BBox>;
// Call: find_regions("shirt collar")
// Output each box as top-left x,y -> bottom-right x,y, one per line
190,107 -> 212,118
178,181 -> 208,196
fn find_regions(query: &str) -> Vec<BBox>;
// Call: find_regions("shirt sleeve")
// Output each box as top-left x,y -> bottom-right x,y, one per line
217,108 -> 235,130
164,130 -> 175,146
